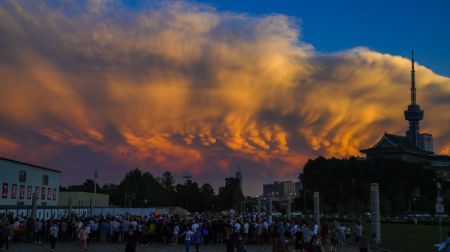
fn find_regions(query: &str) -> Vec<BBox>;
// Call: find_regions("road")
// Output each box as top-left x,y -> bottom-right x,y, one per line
4,242 -> 360,252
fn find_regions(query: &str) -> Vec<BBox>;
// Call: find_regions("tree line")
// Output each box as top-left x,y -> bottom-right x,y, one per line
60,169 -> 244,212
299,156 -> 449,215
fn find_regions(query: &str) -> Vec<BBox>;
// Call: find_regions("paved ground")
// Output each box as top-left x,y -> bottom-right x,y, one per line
2,242 -> 360,252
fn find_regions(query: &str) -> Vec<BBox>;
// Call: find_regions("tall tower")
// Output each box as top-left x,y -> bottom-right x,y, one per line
404,50 -> 424,148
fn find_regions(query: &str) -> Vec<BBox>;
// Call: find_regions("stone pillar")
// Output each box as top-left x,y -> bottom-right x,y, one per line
313,192 -> 320,226
371,183 -> 381,244
31,193 -> 37,221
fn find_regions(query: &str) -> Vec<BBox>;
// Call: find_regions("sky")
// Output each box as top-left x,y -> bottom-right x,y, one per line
0,0 -> 450,196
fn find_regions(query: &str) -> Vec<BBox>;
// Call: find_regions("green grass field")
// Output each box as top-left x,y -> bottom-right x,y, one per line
372,223 -> 448,252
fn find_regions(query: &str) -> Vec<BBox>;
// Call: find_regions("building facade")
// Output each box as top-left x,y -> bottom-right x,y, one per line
263,181 -> 302,199
0,157 -> 61,206
59,191 -> 109,207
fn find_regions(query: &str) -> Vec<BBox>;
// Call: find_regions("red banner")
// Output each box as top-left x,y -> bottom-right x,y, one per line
47,188 -> 51,200
27,186 -> 32,200
19,185 -> 25,199
11,184 -> 17,199
1,183 -> 8,199
41,187 -> 45,200
52,189 -> 56,200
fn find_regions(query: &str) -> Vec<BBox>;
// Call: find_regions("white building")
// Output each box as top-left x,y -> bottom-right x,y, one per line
0,157 -> 61,206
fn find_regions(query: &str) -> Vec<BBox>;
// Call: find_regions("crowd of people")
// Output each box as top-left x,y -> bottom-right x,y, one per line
0,212 -> 374,252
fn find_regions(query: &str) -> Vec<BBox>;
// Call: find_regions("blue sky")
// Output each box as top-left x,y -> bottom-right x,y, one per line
186,0 -> 450,76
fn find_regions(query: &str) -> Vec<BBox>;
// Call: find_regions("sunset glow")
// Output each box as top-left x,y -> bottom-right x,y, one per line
1,1 -> 450,194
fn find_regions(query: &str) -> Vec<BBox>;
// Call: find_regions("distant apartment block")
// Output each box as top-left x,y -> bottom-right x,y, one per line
263,181 -> 302,199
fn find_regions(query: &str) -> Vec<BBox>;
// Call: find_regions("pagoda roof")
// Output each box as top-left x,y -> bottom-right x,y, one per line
360,133 -> 433,156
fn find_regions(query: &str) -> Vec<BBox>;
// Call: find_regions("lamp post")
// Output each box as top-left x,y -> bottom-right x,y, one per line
436,182 -> 443,242
183,175 -> 192,211
94,169 -> 98,194
352,178 -> 357,221
303,189 -> 307,215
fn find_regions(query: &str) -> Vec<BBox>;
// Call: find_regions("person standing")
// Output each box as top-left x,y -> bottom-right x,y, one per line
172,223 -> 180,245
354,221 -> 363,244
34,218 -> 42,245
225,224 -> 235,252
0,218 -> 9,250
78,224 -> 89,252
182,227 -> 194,252
124,226 -> 138,252
302,223 -> 313,252
358,234 -> 369,252
294,228 -> 303,252
49,221 -> 59,251
236,232 -> 246,252
193,228 -> 202,252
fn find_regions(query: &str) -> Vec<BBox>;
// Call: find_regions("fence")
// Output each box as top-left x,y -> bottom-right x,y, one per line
0,205 -> 169,220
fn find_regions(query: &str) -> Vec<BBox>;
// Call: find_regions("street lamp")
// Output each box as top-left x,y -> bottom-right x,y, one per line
436,182 -> 444,242
183,175 -> 192,211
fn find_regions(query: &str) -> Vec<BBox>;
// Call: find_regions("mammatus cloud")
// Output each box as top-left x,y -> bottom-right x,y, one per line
1,0 -> 450,193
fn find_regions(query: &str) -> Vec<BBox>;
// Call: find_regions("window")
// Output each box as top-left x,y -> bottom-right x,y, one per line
2,183 -> 8,199
11,184 -> 17,199
41,187 -> 46,200
42,175 -> 49,185
27,186 -> 32,200
35,186 -> 40,199
19,170 -> 26,182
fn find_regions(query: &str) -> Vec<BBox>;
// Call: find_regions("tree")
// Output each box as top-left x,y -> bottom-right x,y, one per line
118,168 -> 168,207
161,171 -> 175,192
300,157 -> 438,215
199,183 -> 215,212
217,177 -> 244,210
175,179 -> 201,212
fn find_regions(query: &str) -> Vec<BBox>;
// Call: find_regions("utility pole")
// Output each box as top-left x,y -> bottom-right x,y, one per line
303,189 -> 307,215
94,169 -> 98,194
436,182 -> 444,242
183,175 -> 192,211
352,178 -> 357,221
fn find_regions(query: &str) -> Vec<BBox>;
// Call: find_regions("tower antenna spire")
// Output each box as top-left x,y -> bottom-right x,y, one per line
411,49 -> 416,104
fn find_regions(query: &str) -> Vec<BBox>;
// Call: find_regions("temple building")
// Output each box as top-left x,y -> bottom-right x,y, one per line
361,51 -> 450,179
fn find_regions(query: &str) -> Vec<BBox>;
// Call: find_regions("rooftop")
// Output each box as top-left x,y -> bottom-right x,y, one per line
0,157 -> 61,173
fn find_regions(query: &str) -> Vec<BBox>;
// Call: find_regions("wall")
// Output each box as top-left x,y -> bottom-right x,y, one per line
59,191 -> 109,207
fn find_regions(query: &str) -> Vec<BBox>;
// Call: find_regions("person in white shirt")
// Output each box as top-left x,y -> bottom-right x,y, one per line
172,224 -> 180,245
182,227 -> 194,252
243,221 -> 249,242
49,222 -> 58,251
312,220 -> 319,236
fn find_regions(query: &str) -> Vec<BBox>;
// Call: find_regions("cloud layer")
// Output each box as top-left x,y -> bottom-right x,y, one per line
1,0 -> 450,194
